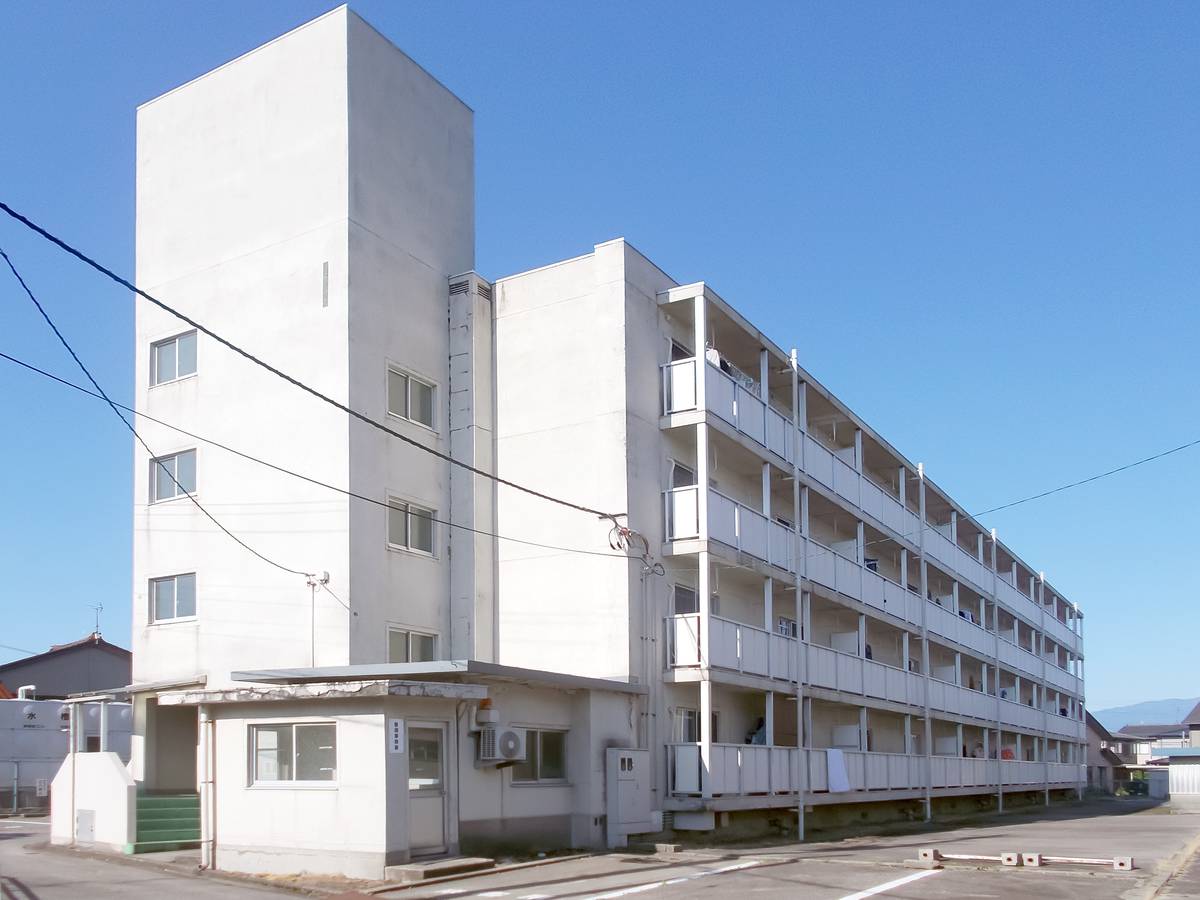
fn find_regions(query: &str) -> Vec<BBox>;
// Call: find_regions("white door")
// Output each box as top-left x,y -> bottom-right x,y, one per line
408,722 -> 448,855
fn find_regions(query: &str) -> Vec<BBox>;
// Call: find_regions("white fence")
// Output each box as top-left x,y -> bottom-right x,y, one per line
665,487 -> 796,573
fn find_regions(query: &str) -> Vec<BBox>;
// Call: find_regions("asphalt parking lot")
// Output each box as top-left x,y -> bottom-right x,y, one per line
4,798 -> 1198,899
381,799 -> 1200,900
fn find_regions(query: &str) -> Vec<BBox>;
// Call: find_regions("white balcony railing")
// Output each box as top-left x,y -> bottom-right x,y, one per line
668,745 -> 1082,799
669,743 -> 801,796
665,486 -> 796,573
661,359 -> 794,464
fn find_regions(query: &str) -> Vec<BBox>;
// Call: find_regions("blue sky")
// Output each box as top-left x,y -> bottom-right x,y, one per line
1,2 -> 1196,710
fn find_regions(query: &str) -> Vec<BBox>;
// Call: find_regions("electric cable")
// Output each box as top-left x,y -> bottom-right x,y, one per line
1,247 -> 311,578
0,200 -> 625,527
0,349 -> 632,562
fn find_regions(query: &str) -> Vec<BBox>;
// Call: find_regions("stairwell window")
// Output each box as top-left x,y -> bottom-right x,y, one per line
151,330 -> 197,385
150,450 -> 196,502
512,730 -> 567,783
387,366 -> 436,429
150,573 -> 196,623
387,499 -> 436,555
251,723 -> 336,784
388,627 -> 437,663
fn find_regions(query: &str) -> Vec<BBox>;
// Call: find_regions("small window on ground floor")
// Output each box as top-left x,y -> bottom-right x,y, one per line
511,729 -> 567,782
251,723 -> 336,783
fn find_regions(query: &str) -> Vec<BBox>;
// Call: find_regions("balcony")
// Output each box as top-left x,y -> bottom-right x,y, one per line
666,614 -> 797,683
664,486 -> 796,573
669,743 -> 802,796
662,358 -> 794,464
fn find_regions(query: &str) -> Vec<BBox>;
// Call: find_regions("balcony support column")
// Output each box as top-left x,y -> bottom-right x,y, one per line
856,520 -> 865,565
853,428 -> 863,474
859,707 -> 869,751
904,715 -> 913,754
956,722 -> 964,758
950,510 -> 957,545
951,581 -> 959,616
954,652 -> 962,686
902,632 -> 910,672
977,532 -> 984,563
762,462 -> 771,520
898,466 -> 907,510
699,677 -> 714,800
765,691 -> 775,745
858,614 -> 867,658
899,548 -> 908,591
763,577 -> 773,635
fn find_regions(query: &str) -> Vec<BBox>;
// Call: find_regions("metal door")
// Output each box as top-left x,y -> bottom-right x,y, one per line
408,722 -> 447,855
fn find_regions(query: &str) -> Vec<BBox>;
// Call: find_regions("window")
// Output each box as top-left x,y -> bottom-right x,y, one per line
387,367 -> 436,429
150,450 -> 196,502
151,331 -> 197,385
672,584 -> 698,615
387,628 -> 438,663
512,730 -> 567,783
150,573 -> 196,622
670,460 -> 696,489
251,723 -> 336,783
673,708 -> 719,743
387,499 -> 435,554
669,340 -> 692,362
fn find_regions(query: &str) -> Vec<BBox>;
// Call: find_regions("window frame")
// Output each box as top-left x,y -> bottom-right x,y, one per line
510,728 -> 569,785
149,449 -> 197,504
148,572 -> 197,625
386,626 -> 439,664
386,364 -> 438,431
386,497 -> 437,557
150,330 -> 198,387
248,721 -> 338,788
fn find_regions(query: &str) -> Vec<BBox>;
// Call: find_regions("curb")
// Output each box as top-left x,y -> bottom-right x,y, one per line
1142,828 -> 1200,900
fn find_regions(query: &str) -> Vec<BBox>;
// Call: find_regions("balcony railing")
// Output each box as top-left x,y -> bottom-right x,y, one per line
662,358 -> 794,464
668,746 -> 1084,799
664,486 -> 796,573
665,614 -> 797,682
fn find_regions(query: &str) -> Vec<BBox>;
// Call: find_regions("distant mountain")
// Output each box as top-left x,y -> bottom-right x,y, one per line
1093,697 -> 1200,732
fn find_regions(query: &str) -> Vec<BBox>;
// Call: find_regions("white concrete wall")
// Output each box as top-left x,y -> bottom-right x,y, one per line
133,7 -> 477,694
209,699 -> 390,879
133,8 -> 354,689
344,11 -> 474,665
50,752 -> 136,852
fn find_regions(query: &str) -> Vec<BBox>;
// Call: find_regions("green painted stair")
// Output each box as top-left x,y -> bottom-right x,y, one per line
127,792 -> 201,854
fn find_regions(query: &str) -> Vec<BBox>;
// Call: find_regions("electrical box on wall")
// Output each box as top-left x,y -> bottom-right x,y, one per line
605,748 -> 654,849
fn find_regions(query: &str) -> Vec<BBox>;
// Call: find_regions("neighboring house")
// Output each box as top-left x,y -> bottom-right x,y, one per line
0,634 -> 131,700
1114,724 -> 1189,764
1086,711 -> 1127,791
1184,701 -> 1200,748
52,7 -> 1088,880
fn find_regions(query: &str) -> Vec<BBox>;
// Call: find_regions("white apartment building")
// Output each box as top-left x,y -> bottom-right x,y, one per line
50,6 -> 1086,880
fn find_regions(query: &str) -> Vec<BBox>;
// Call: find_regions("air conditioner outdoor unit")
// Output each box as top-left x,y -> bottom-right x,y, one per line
478,725 -> 527,764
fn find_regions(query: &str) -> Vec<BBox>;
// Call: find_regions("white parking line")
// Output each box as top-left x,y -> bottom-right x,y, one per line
584,860 -> 762,900
837,869 -> 942,900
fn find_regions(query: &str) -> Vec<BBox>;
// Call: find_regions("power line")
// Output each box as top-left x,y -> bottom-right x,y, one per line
0,642 -> 37,656
1,247 -> 310,578
0,349 -> 631,561
971,439 -> 1200,516
0,200 -> 624,527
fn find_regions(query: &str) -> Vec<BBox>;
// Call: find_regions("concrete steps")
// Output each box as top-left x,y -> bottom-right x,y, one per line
385,857 -> 495,883
128,792 -> 200,854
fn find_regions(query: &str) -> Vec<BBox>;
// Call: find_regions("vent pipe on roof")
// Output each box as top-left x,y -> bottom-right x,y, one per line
16,685 -> 35,700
